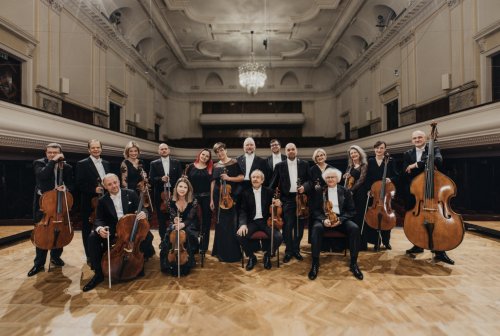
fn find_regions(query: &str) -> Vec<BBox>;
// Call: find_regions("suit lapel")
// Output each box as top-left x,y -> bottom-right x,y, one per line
104,195 -> 118,221
87,157 -> 100,180
337,187 -> 345,213
121,190 -> 130,215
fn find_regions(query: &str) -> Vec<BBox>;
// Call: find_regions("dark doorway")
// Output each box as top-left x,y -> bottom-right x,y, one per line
155,124 -> 160,142
386,99 -> 399,131
109,102 -> 121,132
344,121 -> 350,141
492,53 -> 500,102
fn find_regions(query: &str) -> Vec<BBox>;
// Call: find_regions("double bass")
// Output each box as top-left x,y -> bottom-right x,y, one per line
365,153 -> 397,234
404,122 -> 464,251
101,191 -> 150,281
31,158 -> 74,250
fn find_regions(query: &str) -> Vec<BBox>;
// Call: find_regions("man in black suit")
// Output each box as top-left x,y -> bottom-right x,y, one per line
28,143 -> 74,277
269,143 -> 311,263
265,139 -> 286,185
83,173 -> 155,292
236,169 -> 283,270
308,168 -> 363,280
149,143 -> 182,240
402,130 -> 454,264
237,137 -> 268,192
76,139 -> 110,262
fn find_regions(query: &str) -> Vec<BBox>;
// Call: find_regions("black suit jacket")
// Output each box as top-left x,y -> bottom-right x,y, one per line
265,154 -> 287,184
149,157 -> 183,206
76,156 -> 110,195
269,159 -> 311,197
310,185 -> 356,224
94,189 -> 141,238
238,186 -> 274,227
402,144 -> 443,182
237,154 -> 269,184
33,158 -> 74,194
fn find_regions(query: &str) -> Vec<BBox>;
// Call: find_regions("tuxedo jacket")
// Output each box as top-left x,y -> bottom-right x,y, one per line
149,157 -> 183,205
237,154 -> 269,183
76,156 -> 111,195
310,185 -> 356,224
269,159 -> 311,198
238,186 -> 274,227
402,144 -> 443,182
33,158 -> 74,194
265,154 -> 287,184
94,189 -> 143,238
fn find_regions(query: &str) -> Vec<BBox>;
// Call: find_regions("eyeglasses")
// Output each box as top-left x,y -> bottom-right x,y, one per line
270,143 -> 279,147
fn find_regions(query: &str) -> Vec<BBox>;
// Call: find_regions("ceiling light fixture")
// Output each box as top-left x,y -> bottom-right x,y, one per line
238,31 -> 267,95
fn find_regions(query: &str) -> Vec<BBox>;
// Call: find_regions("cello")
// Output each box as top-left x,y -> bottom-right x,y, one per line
364,153 -> 397,243
101,191 -> 150,281
404,122 -> 465,251
31,158 -> 74,251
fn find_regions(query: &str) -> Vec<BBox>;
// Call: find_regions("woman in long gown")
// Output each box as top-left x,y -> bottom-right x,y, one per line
210,142 -> 244,262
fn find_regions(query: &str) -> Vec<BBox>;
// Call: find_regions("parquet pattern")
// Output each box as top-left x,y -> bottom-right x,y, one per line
0,229 -> 499,335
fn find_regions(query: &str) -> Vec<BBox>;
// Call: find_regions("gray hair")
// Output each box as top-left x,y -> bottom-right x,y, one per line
250,169 -> 265,181
322,167 -> 342,181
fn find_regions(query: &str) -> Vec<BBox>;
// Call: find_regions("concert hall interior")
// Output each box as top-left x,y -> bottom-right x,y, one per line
1,0 -> 500,334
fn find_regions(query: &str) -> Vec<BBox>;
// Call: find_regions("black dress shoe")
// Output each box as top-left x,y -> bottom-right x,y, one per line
350,263 -> 364,280
50,257 -> 65,267
245,256 -> 257,271
283,254 -> 292,263
434,251 -> 455,265
293,252 -> 304,261
263,253 -> 272,270
374,243 -> 381,252
406,245 -> 424,254
384,243 -> 392,250
27,265 -> 44,277
308,262 -> 319,280
83,274 -> 104,292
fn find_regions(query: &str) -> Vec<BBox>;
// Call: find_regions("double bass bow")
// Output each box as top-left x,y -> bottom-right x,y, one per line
403,122 -> 465,252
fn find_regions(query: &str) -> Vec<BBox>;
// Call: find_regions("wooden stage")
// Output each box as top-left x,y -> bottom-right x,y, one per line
0,228 -> 499,335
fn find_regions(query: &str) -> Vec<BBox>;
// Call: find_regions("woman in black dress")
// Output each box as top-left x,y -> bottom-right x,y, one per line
160,177 -> 199,276
210,142 -> 244,262
120,141 -> 146,194
310,148 -> 332,189
343,145 -> 368,248
365,141 -> 398,250
185,149 -> 213,254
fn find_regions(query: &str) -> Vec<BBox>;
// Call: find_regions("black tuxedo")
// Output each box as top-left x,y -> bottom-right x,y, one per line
309,185 -> 360,263
88,188 -> 154,276
32,157 -> 74,267
149,157 -> 183,238
265,154 -> 287,184
237,186 -> 282,256
269,159 -> 311,255
237,154 -> 269,190
76,156 -> 110,258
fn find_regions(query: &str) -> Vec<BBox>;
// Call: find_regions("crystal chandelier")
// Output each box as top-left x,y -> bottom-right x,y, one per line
238,31 -> 267,95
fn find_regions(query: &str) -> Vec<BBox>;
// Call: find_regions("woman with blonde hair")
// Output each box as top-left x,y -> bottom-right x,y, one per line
310,148 -> 333,188
120,141 -> 146,194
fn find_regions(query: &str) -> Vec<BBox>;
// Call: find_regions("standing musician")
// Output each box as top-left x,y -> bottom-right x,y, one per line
265,139 -> 286,184
310,148 -> 333,188
28,143 -> 74,277
83,173 -> 155,292
308,168 -> 363,280
184,149 -> 213,254
364,141 -> 398,250
76,139 -> 110,262
120,141 -> 147,195
149,143 -> 182,240
402,130 -> 454,264
237,137 -> 268,192
269,143 -> 311,263
236,169 -> 283,271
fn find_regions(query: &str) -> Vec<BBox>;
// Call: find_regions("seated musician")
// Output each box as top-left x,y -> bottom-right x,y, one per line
236,169 -> 283,271
308,168 -> 363,280
160,177 -> 199,276
83,173 -> 155,292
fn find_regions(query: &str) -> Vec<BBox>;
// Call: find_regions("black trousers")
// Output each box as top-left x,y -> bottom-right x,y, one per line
87,230 -> 155,276
310,218 -> 360,264
282,195 -> 305,255
195,195 -> 212,251
236,218 -> 283,257
80,193 -> 94,258
155,201 -> 169,240
33,195 -> 63,266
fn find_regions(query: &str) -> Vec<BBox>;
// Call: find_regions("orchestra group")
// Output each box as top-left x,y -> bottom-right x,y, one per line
27,125 -> 464,292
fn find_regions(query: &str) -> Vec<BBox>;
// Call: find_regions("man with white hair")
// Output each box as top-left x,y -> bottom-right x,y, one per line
308,167 -> 363,280
237,137 -> 268,192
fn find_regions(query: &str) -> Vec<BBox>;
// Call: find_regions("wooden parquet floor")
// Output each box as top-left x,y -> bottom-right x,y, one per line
0,228 -> 499,336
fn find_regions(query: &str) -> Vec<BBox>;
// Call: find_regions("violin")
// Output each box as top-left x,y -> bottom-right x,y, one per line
323,188 -> 339,224
219,167 -> 234,210
102,191 -> 150,281
89,178 -> 104,224
31,158 -> 74,250
137,165 -> 153,211
167,211 -> 189,277
365,152 -> 397,231
160,180 -> 171,214
267,187 -> 283,230
344,167 -> 355,189
404,122 -> 465,251
296,178 -> 309,219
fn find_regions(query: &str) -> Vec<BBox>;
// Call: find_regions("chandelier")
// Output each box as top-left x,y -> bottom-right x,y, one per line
238,31 -> 267,95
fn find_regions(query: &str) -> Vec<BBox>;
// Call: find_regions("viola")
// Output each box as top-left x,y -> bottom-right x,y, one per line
296,178 -> 309,219
344,167 -> 355,189
219,167 -> 234,210
323,189 -> 339,224
89,178 -> 104,224
31,159 -> 74,250
160,180 -> 171,214
101,191 -> 150,281
404,122 -> 465,251
267,187 -> 283,230
167,211 -> 189,277
365,152 -> 397,232
137,165 -> 153,211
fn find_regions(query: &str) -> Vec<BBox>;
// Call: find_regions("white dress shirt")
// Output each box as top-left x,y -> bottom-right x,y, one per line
90,156 -> 106,180
287,159 -> 298,193
110,190 -> 124,220
272,153 -> 282,169
416,147 -> 425,162
253,187 -> 263,220
244,153 -> 255,180
161,156 -> 170,177
328,186 -> 340,215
